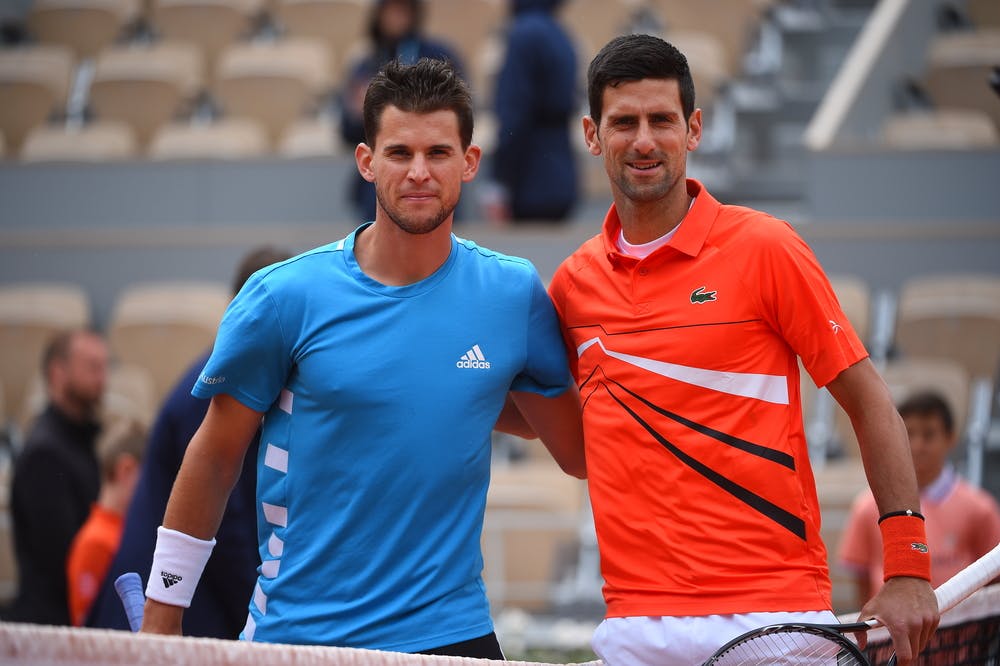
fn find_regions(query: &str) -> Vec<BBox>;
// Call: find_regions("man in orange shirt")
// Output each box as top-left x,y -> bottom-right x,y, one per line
547,34 -> 938,665
67,419 -> 145,626
839,391 -> 1000,606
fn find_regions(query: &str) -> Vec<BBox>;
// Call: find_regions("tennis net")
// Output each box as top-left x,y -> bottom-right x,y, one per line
841,584 -> 1000,666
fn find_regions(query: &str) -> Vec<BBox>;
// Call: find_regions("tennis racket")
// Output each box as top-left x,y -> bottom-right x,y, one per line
701,541 -> 1000,665
114,572 -> 145,632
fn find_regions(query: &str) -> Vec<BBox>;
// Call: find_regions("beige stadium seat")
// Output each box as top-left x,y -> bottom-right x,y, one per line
895,274 -> 1000,380
924,29 -> 1000,131
108,281 -> 230,407
481,459 -> 587,611
272,0 -> 366,87
664,29 -> 731,110
214,37 -> 332,147
832,356 -> 971,461
88,42 -> 203,150
830,275 -> 871,345
883,109 -> 999,150
278,116 -> 339,158
648,0 -> 768,78
0,283 -> 91,432
150,0 -> 264,82
149,118 -> 269,159
0,44 -> 74,157
20,121 -> 137,162
968,0 -> 1000,28
27,0 -> 140,60
102,362 -> 158,429
813,457 -> 869,615
558,0 -> 640,64
423,0 -> 504,80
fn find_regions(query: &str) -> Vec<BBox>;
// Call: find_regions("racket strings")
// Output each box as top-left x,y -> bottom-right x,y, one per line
708,627 -> 868,665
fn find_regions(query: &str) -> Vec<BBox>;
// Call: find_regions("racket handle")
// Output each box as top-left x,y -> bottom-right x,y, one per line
114,572 -> 145,632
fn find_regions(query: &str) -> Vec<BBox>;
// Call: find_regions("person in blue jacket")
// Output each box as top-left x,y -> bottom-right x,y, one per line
489,0 -> 578,223
339,0 -> 464,221
85,246 -> 292,637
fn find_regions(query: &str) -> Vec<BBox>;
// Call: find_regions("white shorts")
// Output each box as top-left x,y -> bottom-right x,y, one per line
592,610 -> 839,666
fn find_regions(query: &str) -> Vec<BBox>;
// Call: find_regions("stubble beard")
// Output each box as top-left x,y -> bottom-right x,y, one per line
374,184 -> 455,235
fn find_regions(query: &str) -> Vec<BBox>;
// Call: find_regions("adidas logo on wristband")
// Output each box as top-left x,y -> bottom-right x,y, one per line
161,571 -> 183,588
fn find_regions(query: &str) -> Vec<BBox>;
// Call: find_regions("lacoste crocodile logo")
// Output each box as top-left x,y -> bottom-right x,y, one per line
690,286 -> 717,304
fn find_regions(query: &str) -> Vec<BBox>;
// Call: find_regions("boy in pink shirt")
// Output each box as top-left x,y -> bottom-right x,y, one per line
839,391 -> 1000,605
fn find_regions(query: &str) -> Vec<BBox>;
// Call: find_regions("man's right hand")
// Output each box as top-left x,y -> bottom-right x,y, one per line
139,598 -> 184,635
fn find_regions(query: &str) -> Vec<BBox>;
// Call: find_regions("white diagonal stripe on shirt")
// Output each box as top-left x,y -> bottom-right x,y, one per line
577,337 -> 789,405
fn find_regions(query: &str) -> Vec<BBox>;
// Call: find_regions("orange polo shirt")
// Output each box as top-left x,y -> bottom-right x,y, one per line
549,179 -> 867,617
67,504 -> 124,626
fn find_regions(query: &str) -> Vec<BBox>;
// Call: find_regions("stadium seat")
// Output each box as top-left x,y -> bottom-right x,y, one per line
648,0 -> 769,77
20,121 -> 138,162
149,0 -> 264,82
278,116 -> 340,158
923,28 -> 1000,131
664,29 -> 732,111
813,457 -> 868,615
88,42 -> 203,150
0,283 -> 91,435
0,44 -> 74,157
882,108 -> 1000,150
482,459 -> 587,612
832,356 -> 972,461
101,362 -> 158,429
272,0 -> 367,89
422,0 -> 504,84
557,0 -> 640,64
26,0 -> 141,60
213,37 -> 332,147
149,118 -> 269,160
894,273 -> 1000,380
967,0 -> 1000,29
107,281 -> 231,407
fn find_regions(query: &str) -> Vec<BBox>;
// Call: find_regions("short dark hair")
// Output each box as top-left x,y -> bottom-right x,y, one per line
232,245 -> 294,296
41,328 -> 98,382
363,57 -> 474,149
898,391 -> 955,435
587,33 -> 696,125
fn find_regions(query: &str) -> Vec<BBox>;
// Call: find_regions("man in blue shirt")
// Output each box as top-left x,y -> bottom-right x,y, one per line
139,58 -> 585,659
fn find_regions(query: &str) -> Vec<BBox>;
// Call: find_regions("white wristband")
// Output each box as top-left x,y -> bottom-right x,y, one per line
146,526 -> 216,608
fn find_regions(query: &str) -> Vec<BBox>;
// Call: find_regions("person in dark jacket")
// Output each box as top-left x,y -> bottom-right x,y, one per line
85,246 -> 292,637
489,0 -> 578,223
6,328 -> 109,625
338,0 -> 464,221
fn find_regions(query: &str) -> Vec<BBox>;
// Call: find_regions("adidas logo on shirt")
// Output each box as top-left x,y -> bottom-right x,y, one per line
161,571 -> 183,588
457,344 -> 491,369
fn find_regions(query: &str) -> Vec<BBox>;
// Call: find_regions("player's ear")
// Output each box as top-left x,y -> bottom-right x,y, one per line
687,108 -> 703,152
355,143 -> 375,183
583,116 -> 601,156
462,143 -> 482,182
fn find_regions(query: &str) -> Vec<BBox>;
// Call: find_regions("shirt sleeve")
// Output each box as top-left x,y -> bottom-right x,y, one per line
192,272 -> 292,412
510,265 -> 572,397
755,222 -> 869,388
838,491 -> 880,574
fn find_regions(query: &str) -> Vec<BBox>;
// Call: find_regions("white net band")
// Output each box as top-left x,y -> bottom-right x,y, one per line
0,623 -> 602,666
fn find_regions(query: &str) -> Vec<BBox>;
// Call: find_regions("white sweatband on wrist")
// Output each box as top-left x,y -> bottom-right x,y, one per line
146,526 -> 216,608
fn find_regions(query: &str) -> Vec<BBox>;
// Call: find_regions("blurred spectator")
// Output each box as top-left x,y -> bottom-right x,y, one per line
85,246 -> 293,637
67,418 -> 146,626
337,0 -> 464,221
486,0 -> 578,224
838,391 -> 1000,607
6,329 -> 109,625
